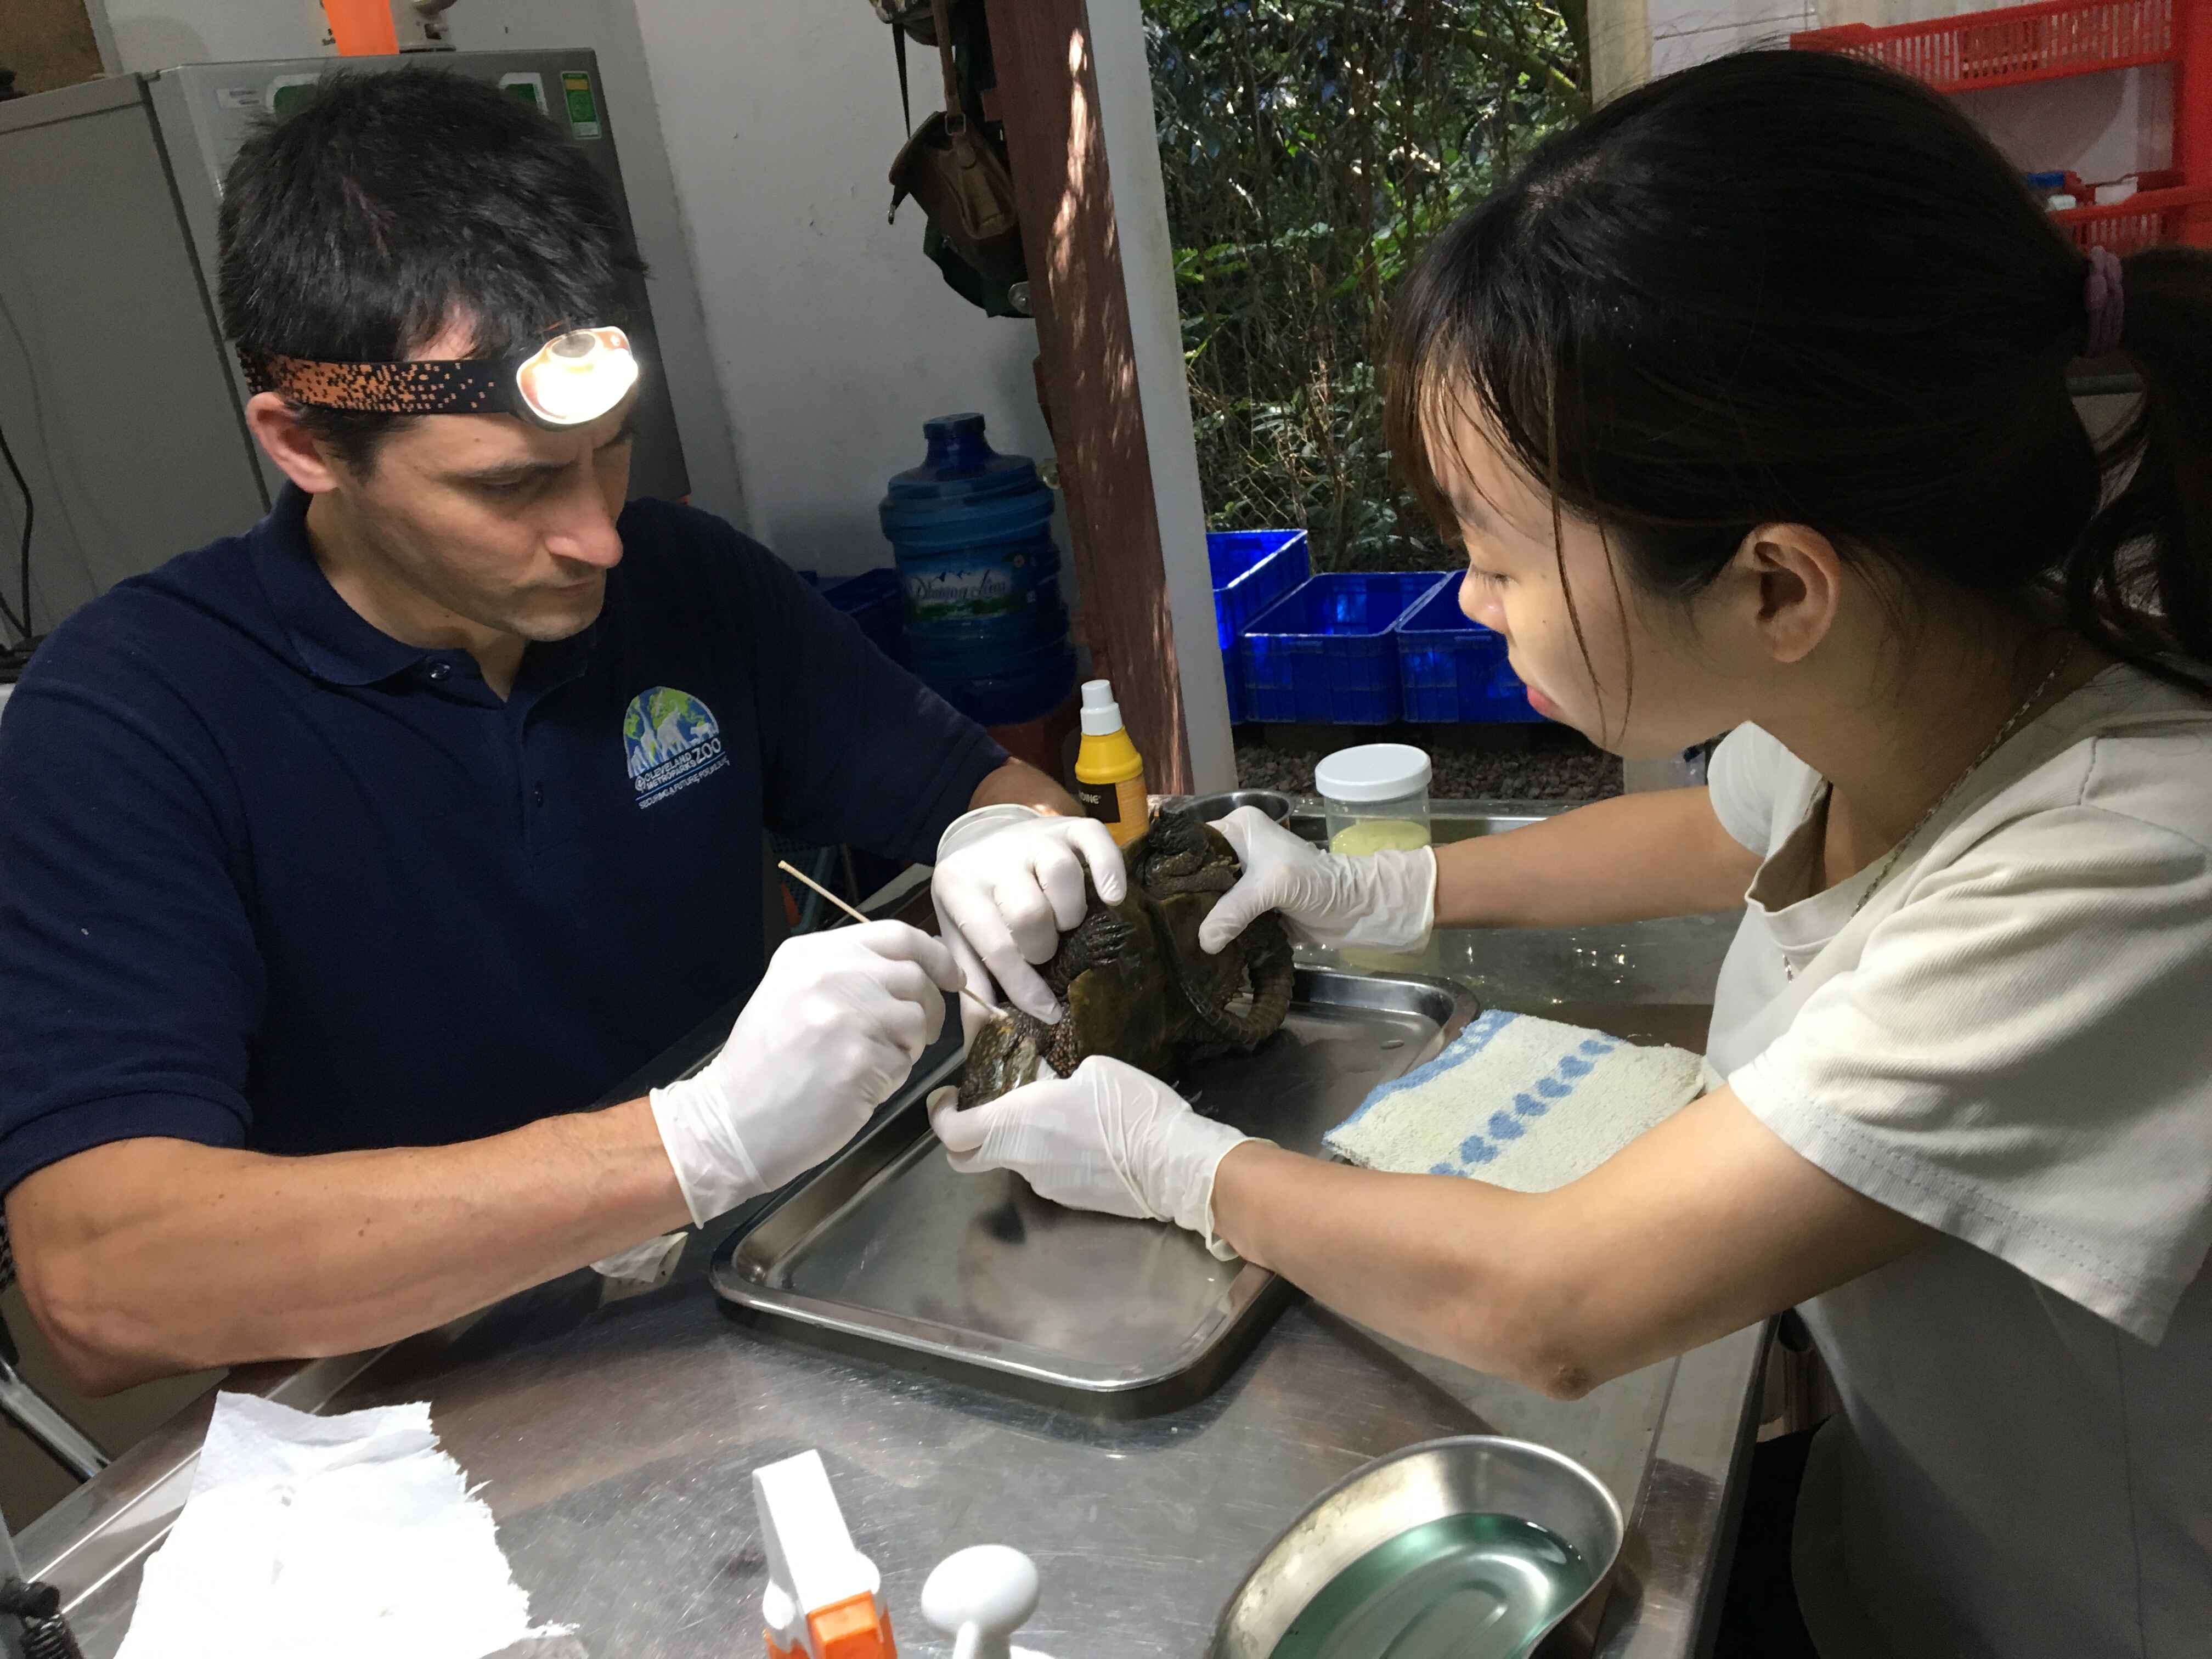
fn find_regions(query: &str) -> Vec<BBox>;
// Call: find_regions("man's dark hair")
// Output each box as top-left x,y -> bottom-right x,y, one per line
218,66 -> 644,473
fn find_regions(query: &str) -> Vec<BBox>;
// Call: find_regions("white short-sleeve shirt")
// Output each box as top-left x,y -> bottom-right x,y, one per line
1705,664 -> 2212,1659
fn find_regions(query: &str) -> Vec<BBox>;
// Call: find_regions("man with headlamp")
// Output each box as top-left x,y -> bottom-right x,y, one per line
0,68 -> 1113,1390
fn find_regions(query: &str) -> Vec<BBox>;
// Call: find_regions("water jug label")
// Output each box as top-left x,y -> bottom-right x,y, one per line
902,561 -> 1043,620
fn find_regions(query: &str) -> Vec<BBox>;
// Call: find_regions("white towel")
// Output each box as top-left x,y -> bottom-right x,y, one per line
1323,1008 -> 1704,1189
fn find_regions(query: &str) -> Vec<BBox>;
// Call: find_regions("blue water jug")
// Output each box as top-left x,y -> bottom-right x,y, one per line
881,413 -> 1073,725
880,413 -> 1063,657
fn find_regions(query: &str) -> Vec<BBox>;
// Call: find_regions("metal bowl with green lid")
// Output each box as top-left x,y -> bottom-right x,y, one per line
1210,1435 -> 1626,1659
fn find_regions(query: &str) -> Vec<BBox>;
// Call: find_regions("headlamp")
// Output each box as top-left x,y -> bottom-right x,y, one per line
242,325 -> 640,430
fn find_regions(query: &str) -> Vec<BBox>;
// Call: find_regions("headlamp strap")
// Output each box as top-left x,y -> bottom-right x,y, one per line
240,351 -> 513,416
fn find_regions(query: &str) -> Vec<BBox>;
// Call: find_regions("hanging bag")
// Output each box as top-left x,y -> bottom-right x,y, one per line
885,0 -> 1026,288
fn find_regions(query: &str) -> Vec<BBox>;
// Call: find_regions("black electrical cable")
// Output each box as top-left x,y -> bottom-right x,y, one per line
0,411 -> 31,644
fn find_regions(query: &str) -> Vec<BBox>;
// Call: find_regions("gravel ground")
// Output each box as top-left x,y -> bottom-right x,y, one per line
1236,723 -> 1623,803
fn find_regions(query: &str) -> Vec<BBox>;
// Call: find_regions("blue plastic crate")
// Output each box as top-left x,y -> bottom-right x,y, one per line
1393,578 -> 1544,723
1207,529 -> 1311,723
821,568 -> 909,665
1239,572 -> 1451,724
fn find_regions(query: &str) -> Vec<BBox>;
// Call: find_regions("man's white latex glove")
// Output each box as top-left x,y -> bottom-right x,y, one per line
932,808 -> 1127,1024
1199,805 -> 1437,955
650,921 -> 962,1225
590,1231 -> 686,1285
928,1056 -> 1258,1260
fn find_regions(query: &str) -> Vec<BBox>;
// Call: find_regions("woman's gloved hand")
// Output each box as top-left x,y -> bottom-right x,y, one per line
1199,805 -> 1437,955
932,808 -> 1127,1024
650,921 -> 962,1224
928,1056 -> 1257,1259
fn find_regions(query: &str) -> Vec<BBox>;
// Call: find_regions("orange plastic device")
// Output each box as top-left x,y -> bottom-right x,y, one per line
765,1595 -> 896,1659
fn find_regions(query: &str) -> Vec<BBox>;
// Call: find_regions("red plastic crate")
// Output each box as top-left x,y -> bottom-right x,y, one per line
1794,0 -> 2175,93
1795,0 -> 2212,250
2055,178 -> 2212,250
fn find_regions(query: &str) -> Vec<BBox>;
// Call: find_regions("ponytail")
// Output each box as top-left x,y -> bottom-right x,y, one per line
2069,246 -> 2212,693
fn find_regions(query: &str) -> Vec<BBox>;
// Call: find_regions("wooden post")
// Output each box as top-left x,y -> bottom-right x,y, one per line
986,0 -> 1229,794
0,0 -> 106,94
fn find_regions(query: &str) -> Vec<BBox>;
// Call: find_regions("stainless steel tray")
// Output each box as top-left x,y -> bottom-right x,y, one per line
709,968 -> 1479,1416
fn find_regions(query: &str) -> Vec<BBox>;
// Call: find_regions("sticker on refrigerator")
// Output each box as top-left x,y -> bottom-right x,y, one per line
498,72 -> 548,113
560,70 -> 602,139
265,74 -> 321,117
215,86 -> 259,111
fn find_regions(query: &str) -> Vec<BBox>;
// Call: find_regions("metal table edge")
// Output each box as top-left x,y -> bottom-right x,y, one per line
1594,1322 -> 1769,1658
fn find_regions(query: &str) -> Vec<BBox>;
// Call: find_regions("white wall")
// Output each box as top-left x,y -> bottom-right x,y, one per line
1649,0 -> 1816,78
1954,70 -> 2171,180
619,2 -> 1052,577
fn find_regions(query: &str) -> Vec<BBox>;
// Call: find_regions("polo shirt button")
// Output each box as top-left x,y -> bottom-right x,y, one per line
426,661 -> 452,682
532,784 -> 545,808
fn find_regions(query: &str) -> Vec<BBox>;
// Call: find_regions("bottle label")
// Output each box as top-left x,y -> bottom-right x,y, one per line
1076,781 -> 1120,824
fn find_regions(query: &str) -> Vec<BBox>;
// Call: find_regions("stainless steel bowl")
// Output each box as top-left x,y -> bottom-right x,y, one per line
1209,1435 -> 1626,1658
1184,789 -> 1293,825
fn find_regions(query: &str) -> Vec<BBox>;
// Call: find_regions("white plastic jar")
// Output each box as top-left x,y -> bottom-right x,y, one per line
1315,743 -> 1433,856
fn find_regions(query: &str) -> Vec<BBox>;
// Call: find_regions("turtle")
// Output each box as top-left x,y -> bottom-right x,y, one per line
956,806 -> 1295,1109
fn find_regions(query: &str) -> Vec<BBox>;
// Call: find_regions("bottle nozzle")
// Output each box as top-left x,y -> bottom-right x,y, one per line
1079,678 -> 1124,736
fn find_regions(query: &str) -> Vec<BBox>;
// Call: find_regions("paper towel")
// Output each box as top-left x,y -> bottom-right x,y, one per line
117,1391 -> 570,1659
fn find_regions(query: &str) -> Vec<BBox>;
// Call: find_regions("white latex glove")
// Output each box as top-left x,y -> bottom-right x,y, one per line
1198,805 -> 1437,955
651,921 -> 962,1225
590,1231 -> 686,1284
932,809 -> 1127,1024
928,1056 -> 1257,1260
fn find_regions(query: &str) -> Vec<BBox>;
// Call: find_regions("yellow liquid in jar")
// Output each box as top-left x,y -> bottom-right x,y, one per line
1328,819 -> 1433,972
1330,817 -> 1431,855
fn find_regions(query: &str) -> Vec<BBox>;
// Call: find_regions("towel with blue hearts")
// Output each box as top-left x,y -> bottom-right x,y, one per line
1323,1009 -> 1705,1189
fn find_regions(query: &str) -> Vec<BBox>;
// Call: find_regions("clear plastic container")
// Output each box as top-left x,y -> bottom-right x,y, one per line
1315,743 -> 1433,856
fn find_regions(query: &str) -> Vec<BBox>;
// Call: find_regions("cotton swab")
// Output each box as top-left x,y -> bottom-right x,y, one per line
777,859 -> 872,927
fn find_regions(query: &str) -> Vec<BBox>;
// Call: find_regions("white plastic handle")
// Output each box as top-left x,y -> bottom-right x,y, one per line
922,1545 -> 1040,1659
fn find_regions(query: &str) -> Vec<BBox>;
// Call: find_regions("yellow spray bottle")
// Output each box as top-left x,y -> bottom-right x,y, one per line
1073,678 -> 1152,848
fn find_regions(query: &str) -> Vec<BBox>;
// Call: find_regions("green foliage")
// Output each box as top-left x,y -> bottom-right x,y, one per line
1148,0 -> 1584,571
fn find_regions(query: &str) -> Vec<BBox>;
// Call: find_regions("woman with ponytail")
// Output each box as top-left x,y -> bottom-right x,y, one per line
936,50 -> 2212,1655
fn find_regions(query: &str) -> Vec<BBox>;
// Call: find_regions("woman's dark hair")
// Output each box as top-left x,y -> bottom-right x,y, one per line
1385,49 -> 2212,723
217,66 -> 643,472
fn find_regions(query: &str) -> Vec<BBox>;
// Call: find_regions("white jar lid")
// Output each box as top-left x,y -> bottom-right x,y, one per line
1314,742 -> 1432,803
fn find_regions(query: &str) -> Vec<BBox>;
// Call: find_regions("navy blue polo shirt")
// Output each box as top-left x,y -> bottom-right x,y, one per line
0,488 -> 1004,1194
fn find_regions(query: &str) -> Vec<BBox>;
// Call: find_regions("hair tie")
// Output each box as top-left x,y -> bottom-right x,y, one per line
2083,246 -> 2125,357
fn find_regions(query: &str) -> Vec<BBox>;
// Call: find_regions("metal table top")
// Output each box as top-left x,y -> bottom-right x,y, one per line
19,811 -> 1759,1658
21,1258 -> 1762,1659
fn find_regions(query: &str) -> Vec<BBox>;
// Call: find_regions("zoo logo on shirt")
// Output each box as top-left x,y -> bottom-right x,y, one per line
622,687 -> 729,809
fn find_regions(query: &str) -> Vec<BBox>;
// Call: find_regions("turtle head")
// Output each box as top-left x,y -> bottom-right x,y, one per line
957,1010 -> 1047,1109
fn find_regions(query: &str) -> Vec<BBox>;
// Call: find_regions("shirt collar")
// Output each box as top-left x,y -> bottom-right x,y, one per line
250,484 -> 432,687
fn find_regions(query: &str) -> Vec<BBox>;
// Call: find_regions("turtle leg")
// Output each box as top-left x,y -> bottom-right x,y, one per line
1044,1015 -> 1084,1078
1241,916 -> 1296,1037
1187,915 -> 1295,1048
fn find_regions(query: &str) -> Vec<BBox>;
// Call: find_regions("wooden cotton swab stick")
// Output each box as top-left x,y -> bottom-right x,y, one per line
778,859 -> 872,927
